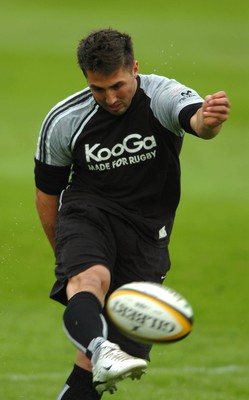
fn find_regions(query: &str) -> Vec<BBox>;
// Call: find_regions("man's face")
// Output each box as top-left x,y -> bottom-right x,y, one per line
86,61 -> 139,116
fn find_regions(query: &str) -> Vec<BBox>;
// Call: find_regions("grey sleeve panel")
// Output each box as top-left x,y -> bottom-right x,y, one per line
139,74 -> 204,137
35,111 -> 74,166
35,90 -> 98,166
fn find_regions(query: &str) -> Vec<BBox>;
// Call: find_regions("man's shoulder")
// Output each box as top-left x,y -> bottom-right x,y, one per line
139,73 -> 169,84
40,87 -> 98,139
139,73 -> 181,97
47,87 -> 95,119
37,87 -> 98,161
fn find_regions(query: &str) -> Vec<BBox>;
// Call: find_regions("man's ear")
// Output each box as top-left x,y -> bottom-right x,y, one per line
133,60 -> 139,77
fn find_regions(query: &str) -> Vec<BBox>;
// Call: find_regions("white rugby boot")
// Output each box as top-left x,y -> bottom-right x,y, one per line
92,340 -> 147,394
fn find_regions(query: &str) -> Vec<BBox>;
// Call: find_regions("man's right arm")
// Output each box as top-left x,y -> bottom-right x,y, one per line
35,188 -> 59,252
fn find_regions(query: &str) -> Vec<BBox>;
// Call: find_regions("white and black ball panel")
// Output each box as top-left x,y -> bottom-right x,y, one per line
106,282 -> 194,344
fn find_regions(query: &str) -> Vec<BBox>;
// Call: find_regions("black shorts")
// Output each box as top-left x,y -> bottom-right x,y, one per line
50,202 -> 171,359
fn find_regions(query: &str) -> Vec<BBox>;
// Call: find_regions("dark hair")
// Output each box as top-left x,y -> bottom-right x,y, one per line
77,28 -> 135,76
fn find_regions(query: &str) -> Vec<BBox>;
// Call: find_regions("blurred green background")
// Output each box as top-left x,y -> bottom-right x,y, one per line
1,1 -> 248,399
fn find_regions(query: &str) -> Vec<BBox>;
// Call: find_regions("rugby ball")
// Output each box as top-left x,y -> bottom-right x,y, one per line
106,282 -> 193,344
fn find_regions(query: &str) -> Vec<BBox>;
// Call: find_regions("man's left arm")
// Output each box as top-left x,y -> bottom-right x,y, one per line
190,91 -> 231,139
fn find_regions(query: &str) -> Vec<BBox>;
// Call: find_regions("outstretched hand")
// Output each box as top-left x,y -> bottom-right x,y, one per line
202,91 -> 231,129
191,91 -> 231,138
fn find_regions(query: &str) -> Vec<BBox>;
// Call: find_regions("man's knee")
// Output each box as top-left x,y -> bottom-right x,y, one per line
66,265 -> 111,305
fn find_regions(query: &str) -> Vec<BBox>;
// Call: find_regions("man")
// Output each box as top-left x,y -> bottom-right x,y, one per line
34,28 -> 230,399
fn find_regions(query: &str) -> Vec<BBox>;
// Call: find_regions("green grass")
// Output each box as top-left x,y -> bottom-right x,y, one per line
1,1 -> 249,399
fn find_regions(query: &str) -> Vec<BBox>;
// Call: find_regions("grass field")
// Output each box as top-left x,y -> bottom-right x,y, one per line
1,1 -> 248,399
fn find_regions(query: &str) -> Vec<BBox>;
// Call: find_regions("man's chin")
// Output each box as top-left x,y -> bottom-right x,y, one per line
108,104 -> 126,114
110,109 -> 126,116
100,103 -> 128,115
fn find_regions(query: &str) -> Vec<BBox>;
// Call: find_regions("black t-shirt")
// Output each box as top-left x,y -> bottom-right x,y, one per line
35,74 -> 203,245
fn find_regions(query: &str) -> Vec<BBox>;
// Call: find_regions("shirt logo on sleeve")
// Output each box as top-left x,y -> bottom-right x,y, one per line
179,90 -> 196,103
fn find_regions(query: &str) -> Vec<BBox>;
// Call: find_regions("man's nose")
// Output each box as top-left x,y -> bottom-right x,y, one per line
105,90 -> 117,105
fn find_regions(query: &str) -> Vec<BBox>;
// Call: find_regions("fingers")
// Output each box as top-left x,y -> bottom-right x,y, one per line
204,91 -> 231,110
203,91 -> 231,124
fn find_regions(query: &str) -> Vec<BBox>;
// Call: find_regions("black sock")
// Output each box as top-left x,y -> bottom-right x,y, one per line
63,292 -> 107,358
57,364 -> 102,400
